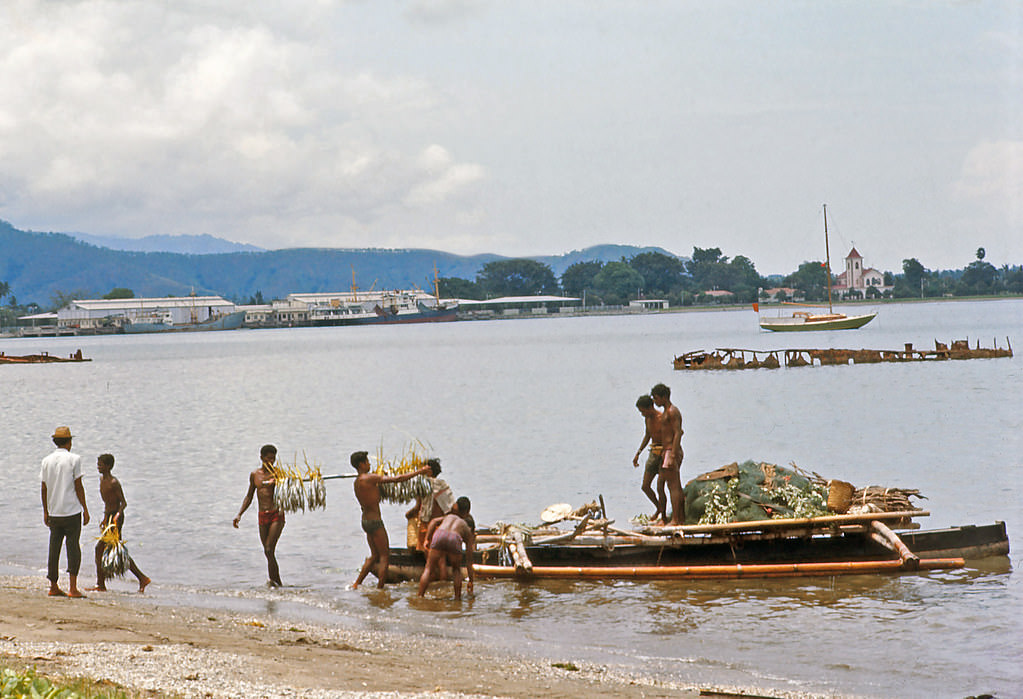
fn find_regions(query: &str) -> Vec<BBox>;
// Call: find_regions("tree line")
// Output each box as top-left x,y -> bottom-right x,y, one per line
2,246 -> 1022,326
439,247 -> 1023,306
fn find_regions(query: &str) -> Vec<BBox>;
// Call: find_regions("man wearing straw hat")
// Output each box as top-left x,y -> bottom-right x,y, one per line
40,425 -> 90,598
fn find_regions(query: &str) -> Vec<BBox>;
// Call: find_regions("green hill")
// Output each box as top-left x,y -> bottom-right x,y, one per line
0,221 -> 680,305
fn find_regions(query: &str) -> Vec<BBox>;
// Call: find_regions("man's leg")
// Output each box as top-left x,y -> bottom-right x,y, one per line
665,467 -> 684,525
46,522 -> 66,595
371,527 -> 390,588
261,519 -> 285,586
418,548 -> 443,596
88,539 -> 107,591
449,553 -> 463,600
65,514 -> 84,597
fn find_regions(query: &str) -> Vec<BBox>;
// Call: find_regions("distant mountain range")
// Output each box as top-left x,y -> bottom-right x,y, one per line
72,232 -> 265,255
0,221 -> 682,306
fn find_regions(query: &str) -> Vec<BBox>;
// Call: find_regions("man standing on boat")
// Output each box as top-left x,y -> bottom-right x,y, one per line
633,395 -> 667,523
233,444 -> 285,587
651,384 -> 685,525
40,425 -> 90,598
351,450 -> 431,589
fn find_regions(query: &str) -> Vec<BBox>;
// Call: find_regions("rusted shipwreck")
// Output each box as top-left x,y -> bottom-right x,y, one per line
0,349 -> 90,365
674,338 -> 1012,371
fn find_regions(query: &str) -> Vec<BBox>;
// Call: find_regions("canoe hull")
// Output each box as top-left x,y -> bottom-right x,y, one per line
383,521 -> 1008,583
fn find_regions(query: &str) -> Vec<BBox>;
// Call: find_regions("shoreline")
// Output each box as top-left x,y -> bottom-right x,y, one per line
1,574 -> 742,699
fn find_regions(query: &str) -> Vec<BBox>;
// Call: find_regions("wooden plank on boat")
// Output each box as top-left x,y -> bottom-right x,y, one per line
649,510 -> 928,535
870,520 -> 919,569
473,556 -> 963,580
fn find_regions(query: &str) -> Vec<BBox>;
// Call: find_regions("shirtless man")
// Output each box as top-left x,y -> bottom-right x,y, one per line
233,444 -> 285,587
351,450 -> 430,589
418,496 -> 476,600
633,395 -> 667,523
651,383 -> 685,525
88,453 -> 150,593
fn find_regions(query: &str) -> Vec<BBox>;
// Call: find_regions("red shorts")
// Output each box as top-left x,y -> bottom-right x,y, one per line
259,510 -> 285,526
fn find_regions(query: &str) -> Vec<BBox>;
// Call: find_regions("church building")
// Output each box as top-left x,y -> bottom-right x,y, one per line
831,248 -> 891,299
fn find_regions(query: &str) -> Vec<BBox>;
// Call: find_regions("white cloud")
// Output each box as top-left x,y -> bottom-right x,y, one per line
0,0 -> 485,248
954,140 -> 1023,212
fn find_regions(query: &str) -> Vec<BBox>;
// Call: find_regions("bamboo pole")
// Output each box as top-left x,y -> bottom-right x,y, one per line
508,530 -> 533,573
472,557 -> 963,580
871,520 -> 920,569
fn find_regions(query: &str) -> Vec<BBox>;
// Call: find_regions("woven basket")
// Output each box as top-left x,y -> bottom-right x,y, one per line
406,518 -> 419,549
827,480 -> 855,513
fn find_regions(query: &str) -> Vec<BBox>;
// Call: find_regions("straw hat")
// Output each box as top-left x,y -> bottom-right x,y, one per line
52,426 -> 72,439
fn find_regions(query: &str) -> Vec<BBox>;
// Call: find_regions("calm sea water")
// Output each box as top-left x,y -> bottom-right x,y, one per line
2,299 -> 1021,698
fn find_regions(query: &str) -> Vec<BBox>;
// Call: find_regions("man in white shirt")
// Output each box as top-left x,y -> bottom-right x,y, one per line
40,426 -> 90,597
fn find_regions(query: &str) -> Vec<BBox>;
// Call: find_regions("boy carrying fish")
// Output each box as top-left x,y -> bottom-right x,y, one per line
87,453 -> 150,593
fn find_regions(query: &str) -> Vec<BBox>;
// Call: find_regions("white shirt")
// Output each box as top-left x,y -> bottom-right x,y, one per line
419,477 -> 455,522
40,448 -> 83,517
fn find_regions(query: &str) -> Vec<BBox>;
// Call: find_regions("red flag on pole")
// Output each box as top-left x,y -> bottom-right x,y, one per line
753,302 -> 759,313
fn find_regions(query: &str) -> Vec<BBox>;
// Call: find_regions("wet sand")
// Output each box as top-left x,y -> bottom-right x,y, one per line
0,575 -> 708,699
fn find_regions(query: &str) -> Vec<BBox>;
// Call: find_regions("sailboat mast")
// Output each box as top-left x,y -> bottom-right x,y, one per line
823,204 -> 834,313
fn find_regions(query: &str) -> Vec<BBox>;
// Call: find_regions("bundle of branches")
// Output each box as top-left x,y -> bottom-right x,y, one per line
98,521 -> 130,577
375,442 -> 432,504
271,453 -> 327,513
848,486 -> 926,514
788,462 -> 926,514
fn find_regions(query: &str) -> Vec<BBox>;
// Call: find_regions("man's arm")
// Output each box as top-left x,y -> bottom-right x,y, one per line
41,482 -> 49,526
380,466 -> 430,485
233,473 -> 257,527
112,479 -> 128,524
634,427 -> 651,468
73,476 -> 90,526
670,408 -> 683,448
464,529 -> 476,592
424,515 -> 443,545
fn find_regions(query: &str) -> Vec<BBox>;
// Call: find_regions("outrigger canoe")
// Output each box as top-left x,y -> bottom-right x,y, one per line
383,513 -> 1009,584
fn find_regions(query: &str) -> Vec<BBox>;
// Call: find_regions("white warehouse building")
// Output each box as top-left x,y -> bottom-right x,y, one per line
57,296 -> 237,330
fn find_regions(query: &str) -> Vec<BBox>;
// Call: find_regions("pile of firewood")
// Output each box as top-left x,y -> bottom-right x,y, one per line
847,486 -> 926,514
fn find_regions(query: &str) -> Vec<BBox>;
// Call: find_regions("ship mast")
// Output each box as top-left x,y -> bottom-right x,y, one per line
823,204 -> 834,314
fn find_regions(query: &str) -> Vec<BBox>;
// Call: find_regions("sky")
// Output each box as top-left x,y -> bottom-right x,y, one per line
1,1 -> 1021,276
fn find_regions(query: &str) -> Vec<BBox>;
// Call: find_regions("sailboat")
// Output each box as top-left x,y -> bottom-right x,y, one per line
759,205 -> 877,332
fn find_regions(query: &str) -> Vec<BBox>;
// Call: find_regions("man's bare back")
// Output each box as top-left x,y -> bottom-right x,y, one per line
98,475 -> 126,521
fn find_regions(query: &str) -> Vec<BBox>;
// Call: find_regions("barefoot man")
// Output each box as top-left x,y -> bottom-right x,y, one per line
633,394 -> 667,523
233,444 -> 285,587
418,496 -> 476,600
88,453 -> 150,593
351,450 -> 430,589
651,383 -> 685,525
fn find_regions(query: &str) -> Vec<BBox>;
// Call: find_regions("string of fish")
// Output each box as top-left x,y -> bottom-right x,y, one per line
271,453 -> 327,513
97,521 -> 130,577
375,443 -> 432,505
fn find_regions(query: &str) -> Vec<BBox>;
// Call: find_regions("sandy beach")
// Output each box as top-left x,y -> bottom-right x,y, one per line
0,575 -> 716,699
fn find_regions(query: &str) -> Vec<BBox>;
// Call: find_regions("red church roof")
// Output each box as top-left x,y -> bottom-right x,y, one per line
846,248 -> 862,259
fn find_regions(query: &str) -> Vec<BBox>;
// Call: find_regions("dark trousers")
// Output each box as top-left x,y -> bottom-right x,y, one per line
47,513 -> 82,582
